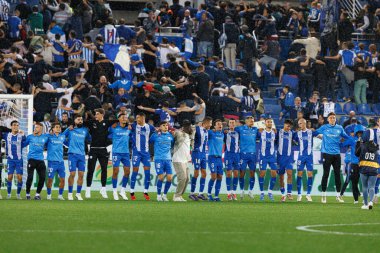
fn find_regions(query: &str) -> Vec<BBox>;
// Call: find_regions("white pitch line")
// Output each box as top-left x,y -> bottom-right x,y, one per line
0,229 -> 256,235
296,223 -> 380,236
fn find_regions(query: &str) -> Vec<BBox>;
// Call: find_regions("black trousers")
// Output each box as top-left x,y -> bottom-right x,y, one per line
26,159 -> 46,194
87,148 -> 109,187
340,163 -> 360,201
298,73 -> 314,100
321,153 -> 341,192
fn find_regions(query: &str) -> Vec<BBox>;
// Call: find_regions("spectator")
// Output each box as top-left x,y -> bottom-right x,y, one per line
84,88 -> 102,113
180,9 -> 194,38
142,34 -> 158,73
93,0 -> 110,23
28,5 -> 44,35
280,96 -> 305,120
230,78 -> 246,98
8,10 -> 22,40
53,3 -> 71,27
280,85 -> 295,109
197,12 -> 214,57
143,10 -> 158,37
343,111 -> 358,128
259,38 -> 280,73
192,65 -> 212,101
15,0 -> 32,20
237,25 -> 257,75
293,33 -> 321,59
308,1 -> 321,32
223,15 -> 239,70
117,18 -> 137,45
353,56 -> 368,104
169,0 -> 183,26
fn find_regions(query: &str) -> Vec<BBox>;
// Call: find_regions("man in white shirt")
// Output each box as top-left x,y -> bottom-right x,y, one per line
293,34 -> 321,59
172,120 -> 193,202
56,76 -> 83,107
230,79 -> 247,98
159,38 -> 180,66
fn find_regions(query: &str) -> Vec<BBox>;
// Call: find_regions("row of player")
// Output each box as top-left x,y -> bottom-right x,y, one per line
1,112 -> 377,204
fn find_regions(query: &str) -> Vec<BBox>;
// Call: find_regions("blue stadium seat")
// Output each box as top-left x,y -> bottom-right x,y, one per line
339,116 -> 350,126
334,103 -> 344,115
357,116 -> 368,127
357,104 -> 374,115
343,102 -> 356,115
301,102 -> 306,107
372,103 -> 380,115
265,104 -> 282,115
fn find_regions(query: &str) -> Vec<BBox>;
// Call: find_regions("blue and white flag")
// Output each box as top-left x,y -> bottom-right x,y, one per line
103,43 -> 132,80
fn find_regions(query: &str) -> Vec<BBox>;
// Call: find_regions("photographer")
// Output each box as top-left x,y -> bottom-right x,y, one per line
356,132 -> 379,210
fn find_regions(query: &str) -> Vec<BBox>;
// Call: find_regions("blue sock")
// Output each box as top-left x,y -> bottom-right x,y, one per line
191,176 -> 197,193
164,181 -> 171,194
130,171 -> 138,190
249,177 -> 255,191
122,176 -> 129,188
280,187 -> 285,195
375,178 -> 380,194
259,177 -> 264,192
59,188 -> 64,195
226,177 -> 231,191
47,188 -> 52,195
215,179 -> 222,197
68,185 -> 73,193
269,177 -> 276,191
207,179 -> 215,195
157,179 -> 163,195
144,170 -> 150,190
287,183 -> 292,194
112,178 -> 117,189
17,182 -> 22,195
7,181 -> 11,194
77,185 -> 82,193
199,177 -> 206,193
297,176 -> 302,195
239,177 -> 244,190
233,177 -> 238,191
307,177 -> 313,195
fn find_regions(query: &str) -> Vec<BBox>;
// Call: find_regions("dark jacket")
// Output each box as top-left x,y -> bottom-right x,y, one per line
224,22 -> 239,44
197,20 -> 214,42
355,140 -> 379,176
237,33 -> 258,59
338,19 -> 354,42
85,119 -> 116,147
84,96 -> 102,112
34,91 -> 65,114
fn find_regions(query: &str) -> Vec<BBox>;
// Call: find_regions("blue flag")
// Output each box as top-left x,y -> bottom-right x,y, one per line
103,43 -> 132,80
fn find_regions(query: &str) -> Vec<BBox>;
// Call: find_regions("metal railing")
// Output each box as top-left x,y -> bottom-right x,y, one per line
340,0 -> 363,19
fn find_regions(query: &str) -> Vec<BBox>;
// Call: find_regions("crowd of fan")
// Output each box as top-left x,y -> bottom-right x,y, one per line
1,0 -> 380,130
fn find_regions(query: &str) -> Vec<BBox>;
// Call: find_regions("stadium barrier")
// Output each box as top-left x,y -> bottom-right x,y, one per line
1,150 -> 357,197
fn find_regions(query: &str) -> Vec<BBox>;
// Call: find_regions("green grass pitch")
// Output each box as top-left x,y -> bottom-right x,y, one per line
0,190 -> 378,253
